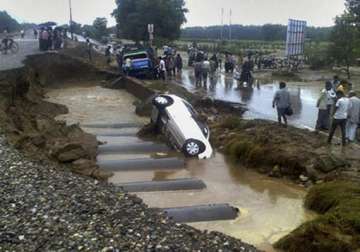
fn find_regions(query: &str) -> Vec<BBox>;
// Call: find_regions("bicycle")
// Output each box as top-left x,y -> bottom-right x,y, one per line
0,38 -> 19,54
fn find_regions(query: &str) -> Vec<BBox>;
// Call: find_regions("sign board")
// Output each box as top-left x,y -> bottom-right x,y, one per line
285,19 -> 306,57
148,24 -> 154,34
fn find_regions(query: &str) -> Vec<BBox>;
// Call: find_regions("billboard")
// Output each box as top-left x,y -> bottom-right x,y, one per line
286,19 -> 307,57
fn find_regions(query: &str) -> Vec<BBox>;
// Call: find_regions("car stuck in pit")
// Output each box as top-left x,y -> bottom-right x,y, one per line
151,94 -> 213,159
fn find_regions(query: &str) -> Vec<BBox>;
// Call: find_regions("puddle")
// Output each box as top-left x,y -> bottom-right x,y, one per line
46,81 -> 315,251
176,69 -> 323,129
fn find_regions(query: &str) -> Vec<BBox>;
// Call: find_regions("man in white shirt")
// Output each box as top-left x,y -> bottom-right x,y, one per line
158,57 -> 166,81
328,91 -> 351,146
346,91 -> 360,142
316,81 -> 336,131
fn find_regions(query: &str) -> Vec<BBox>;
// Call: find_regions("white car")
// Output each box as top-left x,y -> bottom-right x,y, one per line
151,94 -> 213,159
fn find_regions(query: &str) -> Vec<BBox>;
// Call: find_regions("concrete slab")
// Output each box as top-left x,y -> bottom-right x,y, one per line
97,157 -> 185,171
115,178 -> 206,192
81,123 -> 143,129
98,142 -> 170,154
162,204 -> 239,223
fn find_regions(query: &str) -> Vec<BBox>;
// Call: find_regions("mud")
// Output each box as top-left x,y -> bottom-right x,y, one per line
275,181 -> 360,252
0,53 -> 113,180
210,116 -> 354,184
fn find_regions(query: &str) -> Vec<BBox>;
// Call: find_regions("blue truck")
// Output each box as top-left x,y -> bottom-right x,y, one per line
122,49 -> 155,79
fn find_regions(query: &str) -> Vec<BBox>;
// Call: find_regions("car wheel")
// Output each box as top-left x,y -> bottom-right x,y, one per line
182,139 -> 206,157
152,95 -> 174,109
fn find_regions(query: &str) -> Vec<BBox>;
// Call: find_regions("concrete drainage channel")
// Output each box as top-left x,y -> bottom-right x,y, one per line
86,122 -> 240,223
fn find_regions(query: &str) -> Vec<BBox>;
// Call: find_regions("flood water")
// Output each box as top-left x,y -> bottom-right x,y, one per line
46,82 -> 315,252
176,68 -> 323,129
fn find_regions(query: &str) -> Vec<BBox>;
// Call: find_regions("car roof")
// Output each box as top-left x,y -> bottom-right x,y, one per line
164,95 -> 208,142
124,50 -> 148,57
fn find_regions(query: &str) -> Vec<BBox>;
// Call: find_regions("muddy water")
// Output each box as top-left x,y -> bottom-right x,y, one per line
45,81 -> 147,126
176,69 -> 322,129
45,82 -> 315,251
134,155 -> 315,251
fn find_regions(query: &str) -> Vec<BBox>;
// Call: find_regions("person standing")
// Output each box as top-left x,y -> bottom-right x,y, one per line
40,28 -> 49,51
328,91 -> 351,146
47,27 -> 53,50
33,28 -> 38,39
272,82 -> 291,127
175,54 -> 183,74
194,60 -> 203,87
166,55 -> 175,78
316,81 -> 336,131
1,28 -> 9,54
158,57 -> 166,81
86,39 -> 92,61
202,58 -> 210,86
346,91 -> 360,142
125,57 -> 132,76
105,46 -> 112,65
332,75 -> 340,90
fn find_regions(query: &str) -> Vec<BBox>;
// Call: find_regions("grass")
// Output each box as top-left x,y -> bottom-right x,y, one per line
275,181 -> 360,252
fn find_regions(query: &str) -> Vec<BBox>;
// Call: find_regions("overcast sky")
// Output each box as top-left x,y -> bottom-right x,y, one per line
0,0 -> 345,27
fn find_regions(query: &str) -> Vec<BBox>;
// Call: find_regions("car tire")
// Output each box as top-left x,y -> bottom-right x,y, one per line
152,95 -> 174,109
182,139 -> 206,158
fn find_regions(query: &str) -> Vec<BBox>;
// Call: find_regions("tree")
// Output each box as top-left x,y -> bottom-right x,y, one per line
261,24 -> 285,41
0,11 -> 20,32
329,13 -> 359,79
70,21 -> 82,35
346,0 -> 360,24
93,17 -> 108,39
112,0 -> 187,43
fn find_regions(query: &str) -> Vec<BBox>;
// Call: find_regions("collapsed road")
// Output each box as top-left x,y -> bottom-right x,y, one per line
0,43 -> 332,251
42,58 -> 314,251
0,50 -> 260,251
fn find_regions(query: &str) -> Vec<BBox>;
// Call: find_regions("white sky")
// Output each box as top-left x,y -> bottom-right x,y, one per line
0,0 -> 345,27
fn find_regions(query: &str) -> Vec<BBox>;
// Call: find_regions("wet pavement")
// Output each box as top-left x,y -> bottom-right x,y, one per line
0,33 -> 39,71
175,68 -> 322,129
45,83 -> 315,251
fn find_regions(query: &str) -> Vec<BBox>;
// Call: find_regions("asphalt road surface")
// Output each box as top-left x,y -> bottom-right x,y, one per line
0,38 -> 39,71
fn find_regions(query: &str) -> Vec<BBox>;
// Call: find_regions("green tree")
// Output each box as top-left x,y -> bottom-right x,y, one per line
346,0 -> 360,24
70,21 -> 82,34
93,17 -> 108,39
261,24 -> 285,41
0,11 -> 20,32
329,13 -> 359,79
112,0 -> 187,43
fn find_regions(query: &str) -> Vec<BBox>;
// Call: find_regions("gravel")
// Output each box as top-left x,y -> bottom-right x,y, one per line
0,135 -> 259,252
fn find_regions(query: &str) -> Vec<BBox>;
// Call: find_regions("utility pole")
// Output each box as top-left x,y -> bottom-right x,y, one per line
229,9 -> 232,41
69,0 -> 74,39
148,24 -> 154,47
220,8 -> 224,41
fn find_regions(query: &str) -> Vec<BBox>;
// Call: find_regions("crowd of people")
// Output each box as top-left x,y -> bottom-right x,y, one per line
271,75 -> 360,145
37,27 -> 66,51
315,76 -> 360,145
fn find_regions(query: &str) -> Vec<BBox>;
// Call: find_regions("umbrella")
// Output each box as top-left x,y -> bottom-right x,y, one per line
37,22 -> 57,28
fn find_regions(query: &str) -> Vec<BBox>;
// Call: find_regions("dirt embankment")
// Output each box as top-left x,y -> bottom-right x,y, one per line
275,181 -> 360,252
0,53 -> 112,180
125,76 -> 352,186
210,116 -> 354,185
